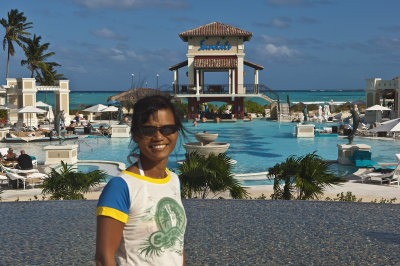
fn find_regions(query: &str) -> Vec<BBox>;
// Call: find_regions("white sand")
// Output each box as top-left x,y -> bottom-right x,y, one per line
1,177 -> 399,203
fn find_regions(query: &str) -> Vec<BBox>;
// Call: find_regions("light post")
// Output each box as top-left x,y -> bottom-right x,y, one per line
156,74 -> 160,89
131,73 -> 134,89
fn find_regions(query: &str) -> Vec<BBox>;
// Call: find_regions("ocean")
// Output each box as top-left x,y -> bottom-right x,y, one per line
36,90 -> 365,110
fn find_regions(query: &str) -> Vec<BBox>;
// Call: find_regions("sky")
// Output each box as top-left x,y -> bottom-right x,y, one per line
1,0 -> 400,92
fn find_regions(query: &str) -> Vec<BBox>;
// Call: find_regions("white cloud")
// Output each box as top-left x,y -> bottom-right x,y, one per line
72,0 -> 189,10
91,28 -> 129,41
270,18 -> 290,28
263,44 -> 299,57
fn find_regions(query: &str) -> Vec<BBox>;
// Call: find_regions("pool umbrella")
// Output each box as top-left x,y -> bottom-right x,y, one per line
83,104 -> 107,121
368,118 -> 400,133
101,105 -> 119,125
11,106 -> 46,128
3,102 -> 18,109
366,105 -> 391,111
36,101 -> 50,108
36,101 -> 53,121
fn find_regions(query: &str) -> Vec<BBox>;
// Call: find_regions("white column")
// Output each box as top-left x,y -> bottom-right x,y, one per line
232,69 -> 236,95
196,69 -> 200,95
254,70 -> 259,94
174,70 -> 179,93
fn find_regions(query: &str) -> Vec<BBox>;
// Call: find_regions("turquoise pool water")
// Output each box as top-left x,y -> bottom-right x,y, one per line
74,120 -> 400,174
2,120 -> 399,175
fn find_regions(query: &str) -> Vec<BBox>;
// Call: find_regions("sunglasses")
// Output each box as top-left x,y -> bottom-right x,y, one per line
140,125 -> 178,136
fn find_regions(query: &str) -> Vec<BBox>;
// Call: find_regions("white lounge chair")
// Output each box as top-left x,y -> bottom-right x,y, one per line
0,173 -> 8,186
6,172 -> 46,189
360,164 -> 400,186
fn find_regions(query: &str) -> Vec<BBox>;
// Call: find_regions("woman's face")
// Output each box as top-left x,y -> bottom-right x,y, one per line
134,108 -> 178,164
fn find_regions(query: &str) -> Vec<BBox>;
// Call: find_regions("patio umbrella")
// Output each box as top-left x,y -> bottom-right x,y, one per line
36,101 -> 50,108
83,104 -> 107,121
3,102 -> 18,109
368,118 -> 400,133
366,105 -> 391,111
101,105 -> 119,125
11,106 -> 46,127
36,101 -> 53,121
317,106 -> 323,123
83,104 -> 107,113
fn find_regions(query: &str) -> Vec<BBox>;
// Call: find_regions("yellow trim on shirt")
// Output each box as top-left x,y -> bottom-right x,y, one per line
96,206 -> 128,223
122,169 -> 171,184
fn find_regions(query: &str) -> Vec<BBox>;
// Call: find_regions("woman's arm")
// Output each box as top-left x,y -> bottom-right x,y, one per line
95,216 -> 125,266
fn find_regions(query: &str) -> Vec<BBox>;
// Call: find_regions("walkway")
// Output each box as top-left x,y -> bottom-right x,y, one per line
0,200 -> 399,264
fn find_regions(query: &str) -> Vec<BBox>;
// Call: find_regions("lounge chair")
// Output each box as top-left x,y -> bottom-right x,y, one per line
0,173 -> 8,186
360,164 -> 400,186
6,172 -> 46,189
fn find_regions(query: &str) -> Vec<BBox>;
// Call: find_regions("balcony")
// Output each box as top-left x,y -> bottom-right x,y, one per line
172,83 -> 262,95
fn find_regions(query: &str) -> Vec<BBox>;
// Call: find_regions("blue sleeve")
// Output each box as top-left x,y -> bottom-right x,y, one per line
96,177 -> 131,223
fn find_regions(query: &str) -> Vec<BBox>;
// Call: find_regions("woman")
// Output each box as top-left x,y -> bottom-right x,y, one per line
95,95 -> 186,266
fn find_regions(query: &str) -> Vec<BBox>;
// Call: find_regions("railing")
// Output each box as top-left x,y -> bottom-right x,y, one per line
172,83 -> 274,96
169,83 -> 286,120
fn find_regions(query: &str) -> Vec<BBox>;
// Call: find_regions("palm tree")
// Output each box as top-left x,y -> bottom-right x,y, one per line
35,64 -> 66,103
178,152 -> 248,199
1,9 -> 32,79
21,34 -> 60,78
268,152 -> 346,200
41,161 -> 106,200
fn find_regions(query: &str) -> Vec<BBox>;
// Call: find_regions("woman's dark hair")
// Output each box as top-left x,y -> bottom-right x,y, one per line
131,95 -> 185,138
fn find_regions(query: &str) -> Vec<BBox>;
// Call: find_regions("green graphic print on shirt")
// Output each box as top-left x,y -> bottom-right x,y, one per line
140,197 -> 186,258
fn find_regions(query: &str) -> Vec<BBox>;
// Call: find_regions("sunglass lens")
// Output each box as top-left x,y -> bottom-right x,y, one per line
141,127 -> 157,136
160,125 -> 178,135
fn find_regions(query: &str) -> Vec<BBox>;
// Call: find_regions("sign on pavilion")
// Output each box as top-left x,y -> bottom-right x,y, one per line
169,22 -> 268,120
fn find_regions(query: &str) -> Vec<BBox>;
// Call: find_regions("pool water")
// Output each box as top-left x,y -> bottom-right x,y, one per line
2,120 -> 399,175
55,163 -> 121,180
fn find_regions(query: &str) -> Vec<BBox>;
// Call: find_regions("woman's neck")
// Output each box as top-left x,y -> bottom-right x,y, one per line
138,155 -> 168,179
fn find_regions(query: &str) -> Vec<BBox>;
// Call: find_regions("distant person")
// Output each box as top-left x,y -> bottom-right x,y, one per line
193,120 -> 197,127
66,121 -> 76,134
75,111 -> 80,123
16,150 -> 33,170
5,148 -> 17,161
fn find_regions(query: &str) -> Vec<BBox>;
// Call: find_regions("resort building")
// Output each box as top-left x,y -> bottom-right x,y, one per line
169,22 -> 283,120
0,78 -> 70,126
366,77 -> 399,115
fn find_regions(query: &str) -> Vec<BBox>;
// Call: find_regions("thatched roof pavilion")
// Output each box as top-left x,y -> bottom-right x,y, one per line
107,88 -> 171,104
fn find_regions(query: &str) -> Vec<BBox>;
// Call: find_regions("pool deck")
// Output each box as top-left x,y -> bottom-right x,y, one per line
0,199 -> 399,265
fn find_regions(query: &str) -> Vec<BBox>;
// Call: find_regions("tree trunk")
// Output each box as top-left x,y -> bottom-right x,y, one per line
6,51 -> 10,79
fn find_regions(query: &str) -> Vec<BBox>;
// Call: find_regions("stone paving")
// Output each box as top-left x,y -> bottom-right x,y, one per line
0,199 -> 399,265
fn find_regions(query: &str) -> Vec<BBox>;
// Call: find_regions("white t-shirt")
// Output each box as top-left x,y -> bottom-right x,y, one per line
97,169 -> 186,265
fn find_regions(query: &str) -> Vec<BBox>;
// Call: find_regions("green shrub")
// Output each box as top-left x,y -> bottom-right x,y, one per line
307,104 -> 318,111
244,100 -> 264,114
0,110 -> 7,119
41,161 -> 106,200
290,102 -> 306,113
178,152 -> 248,199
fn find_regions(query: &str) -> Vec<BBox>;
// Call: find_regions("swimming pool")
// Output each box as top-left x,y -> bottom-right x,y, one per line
1,120 -> 399,175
